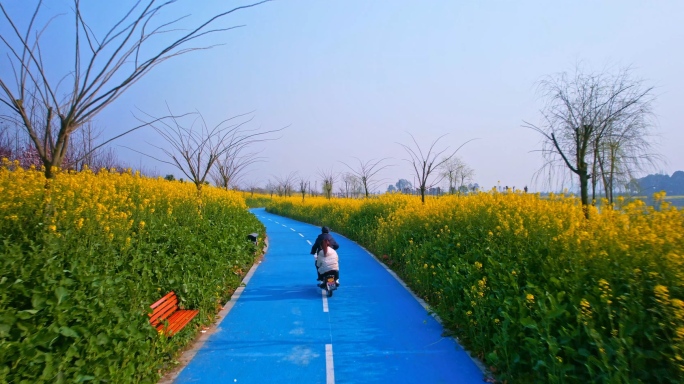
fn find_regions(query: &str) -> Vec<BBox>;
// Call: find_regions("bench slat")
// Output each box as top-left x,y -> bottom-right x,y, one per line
150,304 -> 178,327
150,291 -> 177,309
148,292 -> 198,336
157,310 -> 199,335
149,295 -> 178,317
163,309 -> 199,335
149,297 -> 178,325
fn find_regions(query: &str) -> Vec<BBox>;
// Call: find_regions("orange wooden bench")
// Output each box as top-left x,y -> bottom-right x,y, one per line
148,291 -> 199,336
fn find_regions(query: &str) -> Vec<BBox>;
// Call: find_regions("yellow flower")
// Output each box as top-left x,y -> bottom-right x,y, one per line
655,285 -> 670,302
578,298 -> 593,325
676,327 -> 684,340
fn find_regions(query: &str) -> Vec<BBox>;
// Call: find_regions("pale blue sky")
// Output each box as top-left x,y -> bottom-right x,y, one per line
2,1 -> 683,192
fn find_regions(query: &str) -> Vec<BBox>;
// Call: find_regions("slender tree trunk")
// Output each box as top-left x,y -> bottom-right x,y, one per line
591,143 -> 599,204
607,146 -> 617,204
578,160 -> 590,218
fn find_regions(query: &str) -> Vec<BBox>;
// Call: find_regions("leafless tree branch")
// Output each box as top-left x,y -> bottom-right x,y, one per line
397,132 -> 476,203
525,64 -> 659,212
0,0 -> 271,178
340,157 -> 393,198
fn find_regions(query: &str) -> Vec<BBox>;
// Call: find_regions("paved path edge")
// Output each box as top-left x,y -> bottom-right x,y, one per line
158,237 -> 270,384
357,242 -> 493,379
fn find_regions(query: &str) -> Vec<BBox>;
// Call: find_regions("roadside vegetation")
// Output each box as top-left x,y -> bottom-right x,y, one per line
264,191 -> 684,383
0,161 -> 264,383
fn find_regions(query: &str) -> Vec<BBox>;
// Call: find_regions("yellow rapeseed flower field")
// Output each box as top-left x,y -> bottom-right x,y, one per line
0,160 -> 262,383
265,191 -> 684,383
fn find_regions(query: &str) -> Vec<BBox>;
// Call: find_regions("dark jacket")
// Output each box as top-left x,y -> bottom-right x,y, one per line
310,233 -> 339,255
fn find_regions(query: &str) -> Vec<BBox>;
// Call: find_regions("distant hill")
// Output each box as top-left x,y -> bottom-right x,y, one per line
637,171 -> 684,196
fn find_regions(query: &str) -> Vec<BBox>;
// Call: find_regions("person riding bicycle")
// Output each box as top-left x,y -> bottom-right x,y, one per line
315,234 -> 339,288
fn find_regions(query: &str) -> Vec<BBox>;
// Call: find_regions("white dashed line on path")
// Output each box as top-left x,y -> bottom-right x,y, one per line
306,240 -> 312,245
322,290 -> 329,312
290,228 -> 296,231
326,344 -> 335,384
299,233 -> 304,237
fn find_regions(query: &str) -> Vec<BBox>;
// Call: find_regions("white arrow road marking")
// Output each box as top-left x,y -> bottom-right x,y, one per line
326,344 -> 335,384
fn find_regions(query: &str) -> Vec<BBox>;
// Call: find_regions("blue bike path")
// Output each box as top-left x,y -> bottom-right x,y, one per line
173,208 -> 485,383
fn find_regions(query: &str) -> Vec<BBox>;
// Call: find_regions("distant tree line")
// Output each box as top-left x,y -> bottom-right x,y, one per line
632,171 -> 684,196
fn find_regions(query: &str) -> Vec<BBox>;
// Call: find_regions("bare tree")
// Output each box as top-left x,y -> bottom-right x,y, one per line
336,182 -> 346,197
525,65 -> 656,214
318,168 -> 336,200
340,173 -> 357,198
351,175 -> 365,197
298,177 -> 309,201
340,157 -> 392,198
440,157 -> 458,194
0,0 -> 269,179
398,133 -> 474,203
245,180 -> 262,198
274,172 -> 297,197
211,144 -> 264,190
69,122 -> 122,171
595,115 -> 661,204
0,121 -> 18,160
265,179 -> 276,198
456,161 -> 475,195
440,156 -> 474,195
0,119 -> 42,167
139,108 -> 281,193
